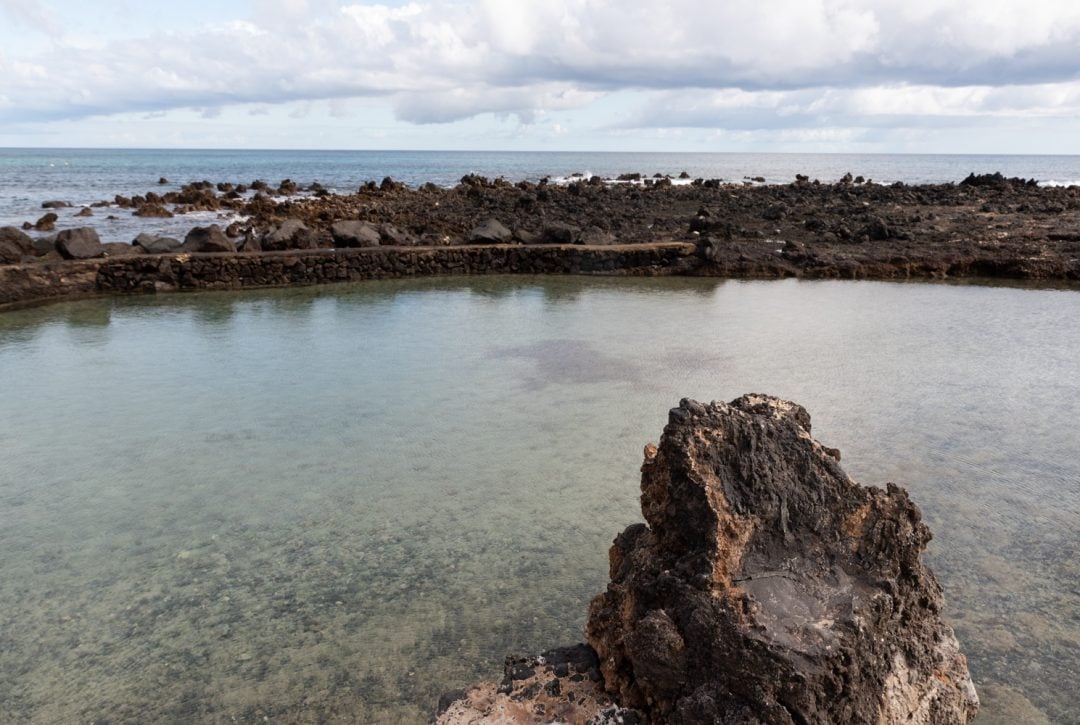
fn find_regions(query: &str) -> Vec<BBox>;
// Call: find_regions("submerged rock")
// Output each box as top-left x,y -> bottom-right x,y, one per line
439,395 -> 977,724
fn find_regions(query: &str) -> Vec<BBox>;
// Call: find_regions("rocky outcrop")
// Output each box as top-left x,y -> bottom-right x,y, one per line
262,218 -> 314,251
331,220 -> 381,247
180,224 -> 234,253
55,227 -> 105,259
439,395 -> 977,725
0,226 -> 35,264
134,233 -> 181,255
436,645 -> 638,724
469,218 -> 513,244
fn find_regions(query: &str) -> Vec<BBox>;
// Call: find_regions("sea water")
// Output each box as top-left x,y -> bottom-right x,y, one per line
0,277 -> 1076,723
2,148 -> 1080,244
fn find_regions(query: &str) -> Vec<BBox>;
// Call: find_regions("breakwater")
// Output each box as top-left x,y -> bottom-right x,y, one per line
0,243 -> 698,309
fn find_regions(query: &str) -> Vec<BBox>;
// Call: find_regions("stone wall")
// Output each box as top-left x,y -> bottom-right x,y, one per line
0,243 -> 698,309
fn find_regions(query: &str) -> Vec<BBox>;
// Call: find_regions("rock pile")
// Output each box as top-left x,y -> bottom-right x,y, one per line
438,395 -> 978,724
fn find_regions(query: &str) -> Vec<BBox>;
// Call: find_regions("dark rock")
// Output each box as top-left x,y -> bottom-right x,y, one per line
586,395 -> 979,724
75,207 -> 94,217
55,227 -> 105,259
0,226 -> 35,264
863,216 -> 891,241
133,204 -> 174,218
579,226 -> 617,245
134,234 -> 182,255
678,171 -> 690,179
180,225 -> 234,253
262,219 -> 314,251
34,212 -> 58,231
41,200 -> 71,209
469,218 -> 512,244
541,222 -> 581,245
331,220 -> 381,248
617,173 -> 642,182
102,242 -> 141,257
32,237 -> 56,256
378,223 -> 415,246
239,234 -> 263,253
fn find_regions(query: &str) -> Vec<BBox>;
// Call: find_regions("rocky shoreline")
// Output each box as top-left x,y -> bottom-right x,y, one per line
1,171 -> 1078,309
438,395 -> 979,724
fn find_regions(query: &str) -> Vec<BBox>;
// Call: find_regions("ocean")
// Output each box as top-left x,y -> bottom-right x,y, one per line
2,148 -> 1080,243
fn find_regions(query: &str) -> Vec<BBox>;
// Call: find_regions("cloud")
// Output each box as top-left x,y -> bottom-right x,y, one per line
0,0 -> 59,34
1,0 -> 1080,135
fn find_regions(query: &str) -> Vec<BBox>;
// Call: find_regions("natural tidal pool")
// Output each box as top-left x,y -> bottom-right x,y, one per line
0,277 -> 1077,723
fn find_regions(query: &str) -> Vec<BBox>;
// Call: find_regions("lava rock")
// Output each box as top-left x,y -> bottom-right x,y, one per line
469,218 -> 513,244
330,220 -> 381,248
133,204 -> 174,218
133,233 -> 182,255
180,225 -> 234,253
55,227 -> 105,259
0,226 -> 35,264
586,395 -> 979,724
262,219 -> 314,251
34,213 -> 58,232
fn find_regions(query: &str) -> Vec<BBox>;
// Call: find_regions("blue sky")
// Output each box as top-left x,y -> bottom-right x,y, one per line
2,0 -> 1080,152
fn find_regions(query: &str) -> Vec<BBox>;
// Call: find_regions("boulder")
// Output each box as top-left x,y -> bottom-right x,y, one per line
579,226 -> 617,245
0,226 -> 35,264
468,218 -> 512,244
102,242 -> 141,257
75,207 -> 94,218
55,227 -> 105,259
541,222 -> 581,245
331,220 -> 381,248
439,395 -> 978,725
133,233 -> 182,255
239,234 -> 263,253
41,200 -> 71,209
34,212 -> 58,231
133,204 -> 174,218
180,225 -> 234,253
378,223 -> 416,246
262,218 -> 313,251
586,395 -> 978,724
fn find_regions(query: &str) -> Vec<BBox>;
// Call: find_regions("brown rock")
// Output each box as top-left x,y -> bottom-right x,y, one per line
34,212 -> 58,232
586,395 -> 979,724
180,225 -> 234,253
55,227 -> 105,259
0,226 -> 35,264
331,220 -> 381,248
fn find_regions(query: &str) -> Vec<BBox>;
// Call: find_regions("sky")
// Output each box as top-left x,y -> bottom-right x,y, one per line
1,0 -> 1080,152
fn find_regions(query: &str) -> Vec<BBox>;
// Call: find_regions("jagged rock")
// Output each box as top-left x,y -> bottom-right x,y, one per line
55,227 -> 105,259
580,226 -> 618,245
469,218 -> 513,244
541,222 -> 581,245
133,233 -> 182,255
133,203 -> 174,218
440,395 -> 977,725
34,212 -> 58,231
331,220 -> 381,248
436,645 -> 640,724
262,218 -> 314,251
378,223 -> 416,246
586,395 -> 978,724
180,225 -> 234,253
0,226 -> 35,264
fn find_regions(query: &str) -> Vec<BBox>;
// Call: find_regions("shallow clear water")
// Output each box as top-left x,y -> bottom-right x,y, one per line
0,277 -> 1077,723
3,148 -> 1080,244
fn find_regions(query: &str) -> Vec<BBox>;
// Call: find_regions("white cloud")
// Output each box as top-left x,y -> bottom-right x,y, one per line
1,0 -> 1080,141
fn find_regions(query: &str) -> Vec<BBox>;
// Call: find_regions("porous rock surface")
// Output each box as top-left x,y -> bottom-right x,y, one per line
439,395 -> 977,724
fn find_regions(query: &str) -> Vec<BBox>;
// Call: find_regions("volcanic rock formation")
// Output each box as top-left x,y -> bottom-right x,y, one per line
438,395 -> 978,724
